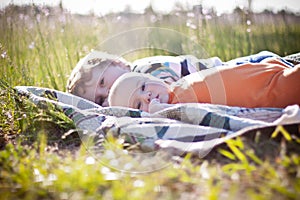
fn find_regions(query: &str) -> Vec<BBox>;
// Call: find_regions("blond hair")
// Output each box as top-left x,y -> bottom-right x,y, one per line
66,50 -> 130,96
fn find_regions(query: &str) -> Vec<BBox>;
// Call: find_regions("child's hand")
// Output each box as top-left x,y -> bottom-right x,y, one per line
149,98 -> 162,113
149,98 -> 174,113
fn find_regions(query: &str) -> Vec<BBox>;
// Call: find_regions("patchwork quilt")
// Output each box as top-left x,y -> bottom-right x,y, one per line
15,86 -> 300,158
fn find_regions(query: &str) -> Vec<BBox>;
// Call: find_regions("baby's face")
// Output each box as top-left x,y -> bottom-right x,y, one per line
79,65 -> 129,106
109,73 -> 170,112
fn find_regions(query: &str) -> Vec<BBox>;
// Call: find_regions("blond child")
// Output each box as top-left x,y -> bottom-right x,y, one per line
66,51 -> 130,106
108,57 -> 300,113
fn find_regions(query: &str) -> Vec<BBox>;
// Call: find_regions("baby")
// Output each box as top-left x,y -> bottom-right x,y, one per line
108,57 -> 300,112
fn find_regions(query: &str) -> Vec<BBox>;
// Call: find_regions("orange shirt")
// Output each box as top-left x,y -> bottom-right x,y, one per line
169,58 -> 300,108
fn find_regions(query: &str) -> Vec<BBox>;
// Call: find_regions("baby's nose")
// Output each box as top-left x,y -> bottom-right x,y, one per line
142,91 -> 152,102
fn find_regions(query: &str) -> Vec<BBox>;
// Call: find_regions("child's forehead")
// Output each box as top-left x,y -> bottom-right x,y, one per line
114,73 -> 143,89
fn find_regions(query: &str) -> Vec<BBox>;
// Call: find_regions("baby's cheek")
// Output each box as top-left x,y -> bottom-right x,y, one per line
143,103 -> 150,112
161,93 -> 169,104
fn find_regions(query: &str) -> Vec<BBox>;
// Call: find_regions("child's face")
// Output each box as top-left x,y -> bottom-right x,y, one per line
109,73 -> 170,112
79,65 -> 129,106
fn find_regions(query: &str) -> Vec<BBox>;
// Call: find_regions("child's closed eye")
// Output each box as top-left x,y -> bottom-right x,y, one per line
141,83 -> 145,91
97,96 -> 105,106
99,78 -> 104,86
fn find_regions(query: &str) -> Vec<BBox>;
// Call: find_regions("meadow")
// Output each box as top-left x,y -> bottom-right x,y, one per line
0,4 -> 300,199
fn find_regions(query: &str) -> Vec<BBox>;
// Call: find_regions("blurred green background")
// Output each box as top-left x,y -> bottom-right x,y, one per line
0,4 -> 299,91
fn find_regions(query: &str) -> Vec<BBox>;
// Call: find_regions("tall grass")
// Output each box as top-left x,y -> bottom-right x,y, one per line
1,6 -> 299,88
0,4 -> 300,199
0,6 -> 104,90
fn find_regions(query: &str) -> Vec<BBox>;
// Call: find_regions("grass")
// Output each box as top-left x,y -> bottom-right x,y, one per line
0,4 -> 300,199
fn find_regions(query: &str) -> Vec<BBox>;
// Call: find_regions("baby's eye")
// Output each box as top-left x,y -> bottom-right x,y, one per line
137,102 -> 141,110
99,78 -> 104,86
141,83 -> 145,91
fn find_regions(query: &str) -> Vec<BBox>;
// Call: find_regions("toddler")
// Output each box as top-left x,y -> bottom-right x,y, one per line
67,51 -> 130,106
108,57 -> 300,112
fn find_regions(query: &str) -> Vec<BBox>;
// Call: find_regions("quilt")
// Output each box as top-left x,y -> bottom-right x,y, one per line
15,86 -> 300,159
